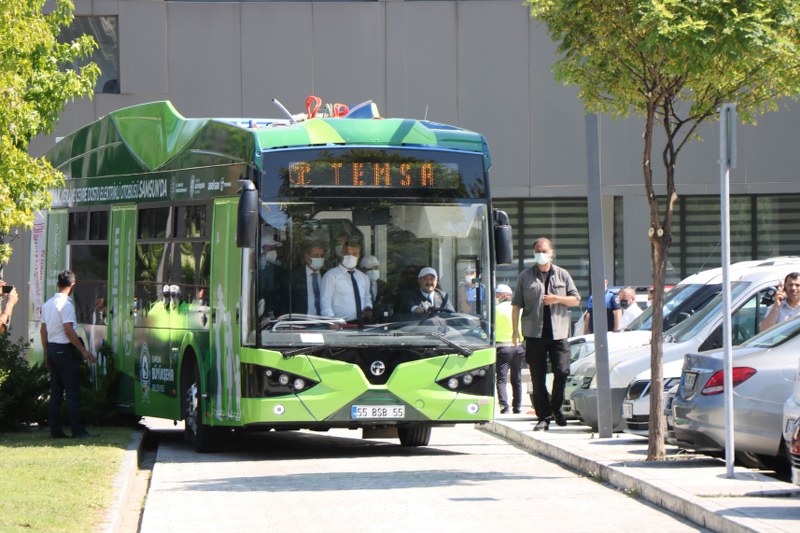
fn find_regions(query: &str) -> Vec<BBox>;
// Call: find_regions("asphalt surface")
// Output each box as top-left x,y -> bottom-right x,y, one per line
102,412 -> 800,533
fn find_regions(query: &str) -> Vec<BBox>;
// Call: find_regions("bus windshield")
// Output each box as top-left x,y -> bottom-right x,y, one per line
242,199 -> 492,353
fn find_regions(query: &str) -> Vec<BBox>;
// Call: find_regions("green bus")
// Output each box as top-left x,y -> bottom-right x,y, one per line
32,99 -> 512,451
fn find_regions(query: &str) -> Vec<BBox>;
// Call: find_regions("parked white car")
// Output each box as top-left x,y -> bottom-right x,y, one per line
572,257 -> 800,431
782,357 -> 800,481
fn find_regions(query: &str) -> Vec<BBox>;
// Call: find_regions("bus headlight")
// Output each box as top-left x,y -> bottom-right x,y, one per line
241,363 -> 320,398
436,365 -> 494,396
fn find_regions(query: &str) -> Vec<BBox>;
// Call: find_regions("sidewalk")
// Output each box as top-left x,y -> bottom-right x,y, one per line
482,414 -> 800,533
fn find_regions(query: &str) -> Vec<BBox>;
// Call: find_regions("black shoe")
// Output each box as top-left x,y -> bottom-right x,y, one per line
554,412 -> 567,427
500,406 -> 509,414
512,408 -> 521,414
533,419 -> 550,432
50,431 -> 68,439
72,431 -> 99,439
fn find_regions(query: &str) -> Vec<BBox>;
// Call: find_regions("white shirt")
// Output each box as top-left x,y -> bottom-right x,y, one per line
619,304 -> 643,330
42,293 -> 77,344
320,264 -> 372,321
768,300 -> 800,324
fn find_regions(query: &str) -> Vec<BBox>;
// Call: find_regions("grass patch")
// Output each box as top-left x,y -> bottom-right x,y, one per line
0,426 -> 135,533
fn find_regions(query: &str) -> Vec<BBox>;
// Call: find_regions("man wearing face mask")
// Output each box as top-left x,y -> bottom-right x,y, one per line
618,286 -> 643,330
511,237 -> 580,431
290,242 -> 327,315
320,240 -> 372,323
259,235 -> 286,318
359,255 -> 389,319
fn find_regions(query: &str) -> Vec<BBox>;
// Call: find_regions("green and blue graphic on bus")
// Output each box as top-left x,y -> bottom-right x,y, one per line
34,98 -> 510,451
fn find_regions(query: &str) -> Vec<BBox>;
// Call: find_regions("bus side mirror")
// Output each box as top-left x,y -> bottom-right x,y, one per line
494,209 -> 513,265
237,180 -> 257,248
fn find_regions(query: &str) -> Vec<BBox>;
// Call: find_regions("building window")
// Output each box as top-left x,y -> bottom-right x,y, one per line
60,16 -> 119,94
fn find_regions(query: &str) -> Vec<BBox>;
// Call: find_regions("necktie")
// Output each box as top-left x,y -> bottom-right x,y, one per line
349,270 -> 362,323
311,272 -> 321,315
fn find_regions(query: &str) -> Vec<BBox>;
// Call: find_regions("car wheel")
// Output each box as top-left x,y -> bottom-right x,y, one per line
184,361 -> 221,453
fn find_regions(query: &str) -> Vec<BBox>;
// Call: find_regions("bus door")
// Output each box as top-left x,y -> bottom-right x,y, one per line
208,198 -> 243,423
107,205 -> 137,411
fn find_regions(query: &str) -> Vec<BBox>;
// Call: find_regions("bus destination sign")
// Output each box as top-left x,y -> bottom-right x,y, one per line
287,159 -> 460,189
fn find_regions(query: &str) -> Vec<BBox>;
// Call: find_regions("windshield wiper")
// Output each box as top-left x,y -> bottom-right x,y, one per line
281,344 -> 331,358
354,330 -> 473,356
428,331 -> 473,356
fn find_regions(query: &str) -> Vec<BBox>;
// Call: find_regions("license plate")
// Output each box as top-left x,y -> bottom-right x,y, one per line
622,401 -> 633,419
351,405 -> 405,419
683,372 -> 697,390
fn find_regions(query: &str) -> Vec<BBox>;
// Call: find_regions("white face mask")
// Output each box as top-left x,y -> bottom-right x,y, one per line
309,257 -> 325,270
265,250 -> 278,264
366,270 -> 380,282
534,252 -> 550,266
341,255 -> 358,270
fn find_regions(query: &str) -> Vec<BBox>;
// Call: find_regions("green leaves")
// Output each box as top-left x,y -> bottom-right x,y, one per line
0,0 -> 98,263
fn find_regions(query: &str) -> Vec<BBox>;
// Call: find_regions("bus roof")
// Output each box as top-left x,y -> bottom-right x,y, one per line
44,100 -> 490,180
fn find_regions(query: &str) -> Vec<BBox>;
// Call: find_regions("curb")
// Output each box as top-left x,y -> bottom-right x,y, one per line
481,421 -> 762,533
101,429 -> 145,533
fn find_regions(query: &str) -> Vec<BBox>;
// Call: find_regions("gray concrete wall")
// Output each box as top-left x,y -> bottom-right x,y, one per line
15,0 -> 800,330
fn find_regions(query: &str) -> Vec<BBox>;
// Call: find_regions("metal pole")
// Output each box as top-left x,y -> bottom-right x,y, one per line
586,112 -> 612,438
720,103 -> 736,478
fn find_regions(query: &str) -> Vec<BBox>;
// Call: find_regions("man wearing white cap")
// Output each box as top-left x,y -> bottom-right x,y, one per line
401,267 -> 455,314
495,284 -> 524,414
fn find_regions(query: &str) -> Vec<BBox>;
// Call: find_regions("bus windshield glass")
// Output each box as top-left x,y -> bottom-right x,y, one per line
242,199 -> 492,353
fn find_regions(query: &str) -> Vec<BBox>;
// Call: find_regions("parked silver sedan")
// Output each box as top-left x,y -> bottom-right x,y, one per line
672,317 -> 800,470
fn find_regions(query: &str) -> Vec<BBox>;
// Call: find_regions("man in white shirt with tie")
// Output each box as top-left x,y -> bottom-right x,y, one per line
296,242 -> 326,315
320,240 -> 372,323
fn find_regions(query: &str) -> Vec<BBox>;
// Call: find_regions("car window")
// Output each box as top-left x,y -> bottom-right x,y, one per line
743,314 -> 800,349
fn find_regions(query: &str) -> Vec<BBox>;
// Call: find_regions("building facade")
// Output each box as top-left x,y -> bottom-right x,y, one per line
11,0 -> 800,330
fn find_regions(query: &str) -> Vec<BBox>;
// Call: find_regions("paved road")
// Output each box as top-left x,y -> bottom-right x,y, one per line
139,423 -> 708,532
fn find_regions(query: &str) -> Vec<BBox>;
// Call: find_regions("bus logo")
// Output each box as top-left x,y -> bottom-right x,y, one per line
370,360 -> 386,377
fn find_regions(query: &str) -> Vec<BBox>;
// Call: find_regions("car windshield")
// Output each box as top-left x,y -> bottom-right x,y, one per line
666,282 -> 750,342
241,200 -> 492,353
742,315 -> 800,349
625,283 -> 706,331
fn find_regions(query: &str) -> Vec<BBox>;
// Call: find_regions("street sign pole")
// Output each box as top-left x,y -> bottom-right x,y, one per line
720,103 -> 737,478
586,112 -> 612,438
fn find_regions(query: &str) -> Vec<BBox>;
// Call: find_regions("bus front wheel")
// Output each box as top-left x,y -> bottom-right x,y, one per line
184,362 -> 219,453
398,424 -> 431,447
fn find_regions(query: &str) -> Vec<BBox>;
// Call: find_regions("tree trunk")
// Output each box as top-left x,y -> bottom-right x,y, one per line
647,236 -> 668,460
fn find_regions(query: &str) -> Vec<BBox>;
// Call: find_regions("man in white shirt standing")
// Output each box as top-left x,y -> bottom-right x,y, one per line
618,286 -> 643,330
320,240 -> 372,323
760,272 -> 800,330
40,270 -> 97,439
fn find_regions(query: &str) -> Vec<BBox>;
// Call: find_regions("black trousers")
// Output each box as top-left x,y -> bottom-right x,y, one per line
47,343 -> 86,436
525,337 -> 570,421
496,344 -> 525,410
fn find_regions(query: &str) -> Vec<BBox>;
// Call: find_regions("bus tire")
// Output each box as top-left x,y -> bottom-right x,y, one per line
398,424 -> 431,447
184,360 -> 220,453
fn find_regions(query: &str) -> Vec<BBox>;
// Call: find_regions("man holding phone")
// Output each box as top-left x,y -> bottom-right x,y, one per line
760,272 -> 800,330
0,281 -> 18,334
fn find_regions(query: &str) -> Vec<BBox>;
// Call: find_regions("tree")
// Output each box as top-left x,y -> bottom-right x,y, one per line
0,0 -> 98,264
526,0 -> 800,459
